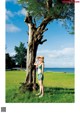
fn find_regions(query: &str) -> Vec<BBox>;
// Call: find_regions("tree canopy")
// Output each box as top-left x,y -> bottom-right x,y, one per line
18,0 -> 74,32
6,53 -> 15,69
18,1 -> 74,20
14,42 -> 26,68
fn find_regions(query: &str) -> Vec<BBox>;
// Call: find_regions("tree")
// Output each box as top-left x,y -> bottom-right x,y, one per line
14,42 -> 27,69
6,53 -> 15,69
18,0 -> 74,91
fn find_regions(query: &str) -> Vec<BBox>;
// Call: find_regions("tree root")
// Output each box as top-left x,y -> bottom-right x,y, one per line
19,82 -> 39,93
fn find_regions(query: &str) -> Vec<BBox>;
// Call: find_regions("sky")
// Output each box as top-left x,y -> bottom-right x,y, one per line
6,0 -> 74,68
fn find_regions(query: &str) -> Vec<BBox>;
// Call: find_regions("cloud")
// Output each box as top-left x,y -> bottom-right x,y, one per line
16,9 -> 27,16
37,47 -> 74,67
6,10 -> 14,21
6,10 -> 14,17
10,52 -> 16,56
6,9 -> 26,21
6,10 -> 21,33
6,24 -> 21,32
6,9 -> 26,33
48,48 -> 74,58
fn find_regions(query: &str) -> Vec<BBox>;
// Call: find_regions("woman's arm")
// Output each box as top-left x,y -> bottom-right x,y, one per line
34,62 -> 38,68
42,63 -> 44,74
34,62 -> 37,65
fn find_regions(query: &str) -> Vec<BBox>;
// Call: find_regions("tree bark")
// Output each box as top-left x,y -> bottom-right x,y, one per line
21,64 -> 22,70
25,23 -> 38,87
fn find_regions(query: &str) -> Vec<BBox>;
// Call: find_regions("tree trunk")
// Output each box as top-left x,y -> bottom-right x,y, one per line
25,23 -> 38,89
21,64 -> 22,70
19,14 -> 52,92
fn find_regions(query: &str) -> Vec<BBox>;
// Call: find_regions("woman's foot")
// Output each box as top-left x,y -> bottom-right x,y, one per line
39,94 -> 44,98
36,92 -> 41,96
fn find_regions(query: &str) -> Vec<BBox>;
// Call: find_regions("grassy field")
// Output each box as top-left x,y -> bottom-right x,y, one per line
6,71 -> 75,103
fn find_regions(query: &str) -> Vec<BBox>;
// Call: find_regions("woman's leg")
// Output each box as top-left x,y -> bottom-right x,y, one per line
38,80 -> 42,94
41,81 -> 44,95
39,80 -> 44,97
36,80 -> 41,96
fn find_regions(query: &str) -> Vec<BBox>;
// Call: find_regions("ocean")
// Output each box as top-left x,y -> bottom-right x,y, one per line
10,67 -> 74,73
44,68 -> 74,73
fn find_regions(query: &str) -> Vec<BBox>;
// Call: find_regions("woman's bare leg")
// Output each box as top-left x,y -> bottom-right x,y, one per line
36,80 -> 41,96
39,80 -> 44,97
41,85 -> 44,96
41,80 -> 44,96
39,80 -> 42,94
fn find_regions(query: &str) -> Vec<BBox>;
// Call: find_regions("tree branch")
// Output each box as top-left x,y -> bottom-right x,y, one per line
36,16 -> 53,33
34,18 -> 36,25
34,16 -> 52,36
24,16 -> 32,24
24,12 -> 33,24
46,0 -> 52,11
42,28 -> 48,33
39,39 -> 47,44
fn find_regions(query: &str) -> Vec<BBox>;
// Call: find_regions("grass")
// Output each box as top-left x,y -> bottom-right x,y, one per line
6,71 -> 75,103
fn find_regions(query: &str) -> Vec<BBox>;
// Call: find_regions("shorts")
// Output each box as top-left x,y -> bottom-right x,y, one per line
38,73 -> 44,81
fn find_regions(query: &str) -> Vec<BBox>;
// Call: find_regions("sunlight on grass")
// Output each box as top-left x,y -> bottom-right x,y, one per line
6,71 -> 74,103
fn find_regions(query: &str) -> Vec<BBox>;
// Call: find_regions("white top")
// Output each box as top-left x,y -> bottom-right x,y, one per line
37,63 -> 44,74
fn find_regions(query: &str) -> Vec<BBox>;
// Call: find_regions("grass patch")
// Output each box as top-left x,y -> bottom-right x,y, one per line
6,71 -> 75,103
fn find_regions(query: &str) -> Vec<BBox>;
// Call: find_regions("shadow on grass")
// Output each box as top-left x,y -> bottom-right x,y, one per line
6,87 -> 75,103
44,87 -> 75,95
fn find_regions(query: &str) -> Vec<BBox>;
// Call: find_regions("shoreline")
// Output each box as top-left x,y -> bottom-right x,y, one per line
6,70 -> 74,74
44,71 -> 74,74
44,68 -> 74,73
6,67 -> 74,74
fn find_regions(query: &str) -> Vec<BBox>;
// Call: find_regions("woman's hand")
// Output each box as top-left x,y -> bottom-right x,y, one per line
34,62 -> 38,68
34,62 -> 37,65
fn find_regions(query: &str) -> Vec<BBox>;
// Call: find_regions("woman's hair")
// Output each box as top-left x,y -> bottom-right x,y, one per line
42,57 -> 44,63
37,56 -> 44,63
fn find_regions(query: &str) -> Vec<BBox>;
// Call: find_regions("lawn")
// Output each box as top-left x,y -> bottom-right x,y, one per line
6,71 -> 75,103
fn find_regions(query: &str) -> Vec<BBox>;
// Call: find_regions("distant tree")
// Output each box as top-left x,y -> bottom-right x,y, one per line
6,53 -> 15,69
14,42 -> 27,69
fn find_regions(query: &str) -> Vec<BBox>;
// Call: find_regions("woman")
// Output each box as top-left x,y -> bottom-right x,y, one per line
34,56 -> 44,98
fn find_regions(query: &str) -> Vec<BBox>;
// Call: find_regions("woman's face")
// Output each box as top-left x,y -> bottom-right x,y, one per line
38,58 -> 42,63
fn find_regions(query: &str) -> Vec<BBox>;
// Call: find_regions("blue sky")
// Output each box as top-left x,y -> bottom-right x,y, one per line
6,0 -> 74,68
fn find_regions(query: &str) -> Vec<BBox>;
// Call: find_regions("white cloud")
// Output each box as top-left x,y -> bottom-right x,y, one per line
16,9 -> 27,16
37,47 -> 74,67
6,10 -> 14,17
6,10 -> 21,33
10,52 -> 16,56
6,9 -> 26,21
6,9 -> 26,33
6,10 -> 14,21
20,9 -> 26,16
49,48 -> 74,58
6,24 -> 21,32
